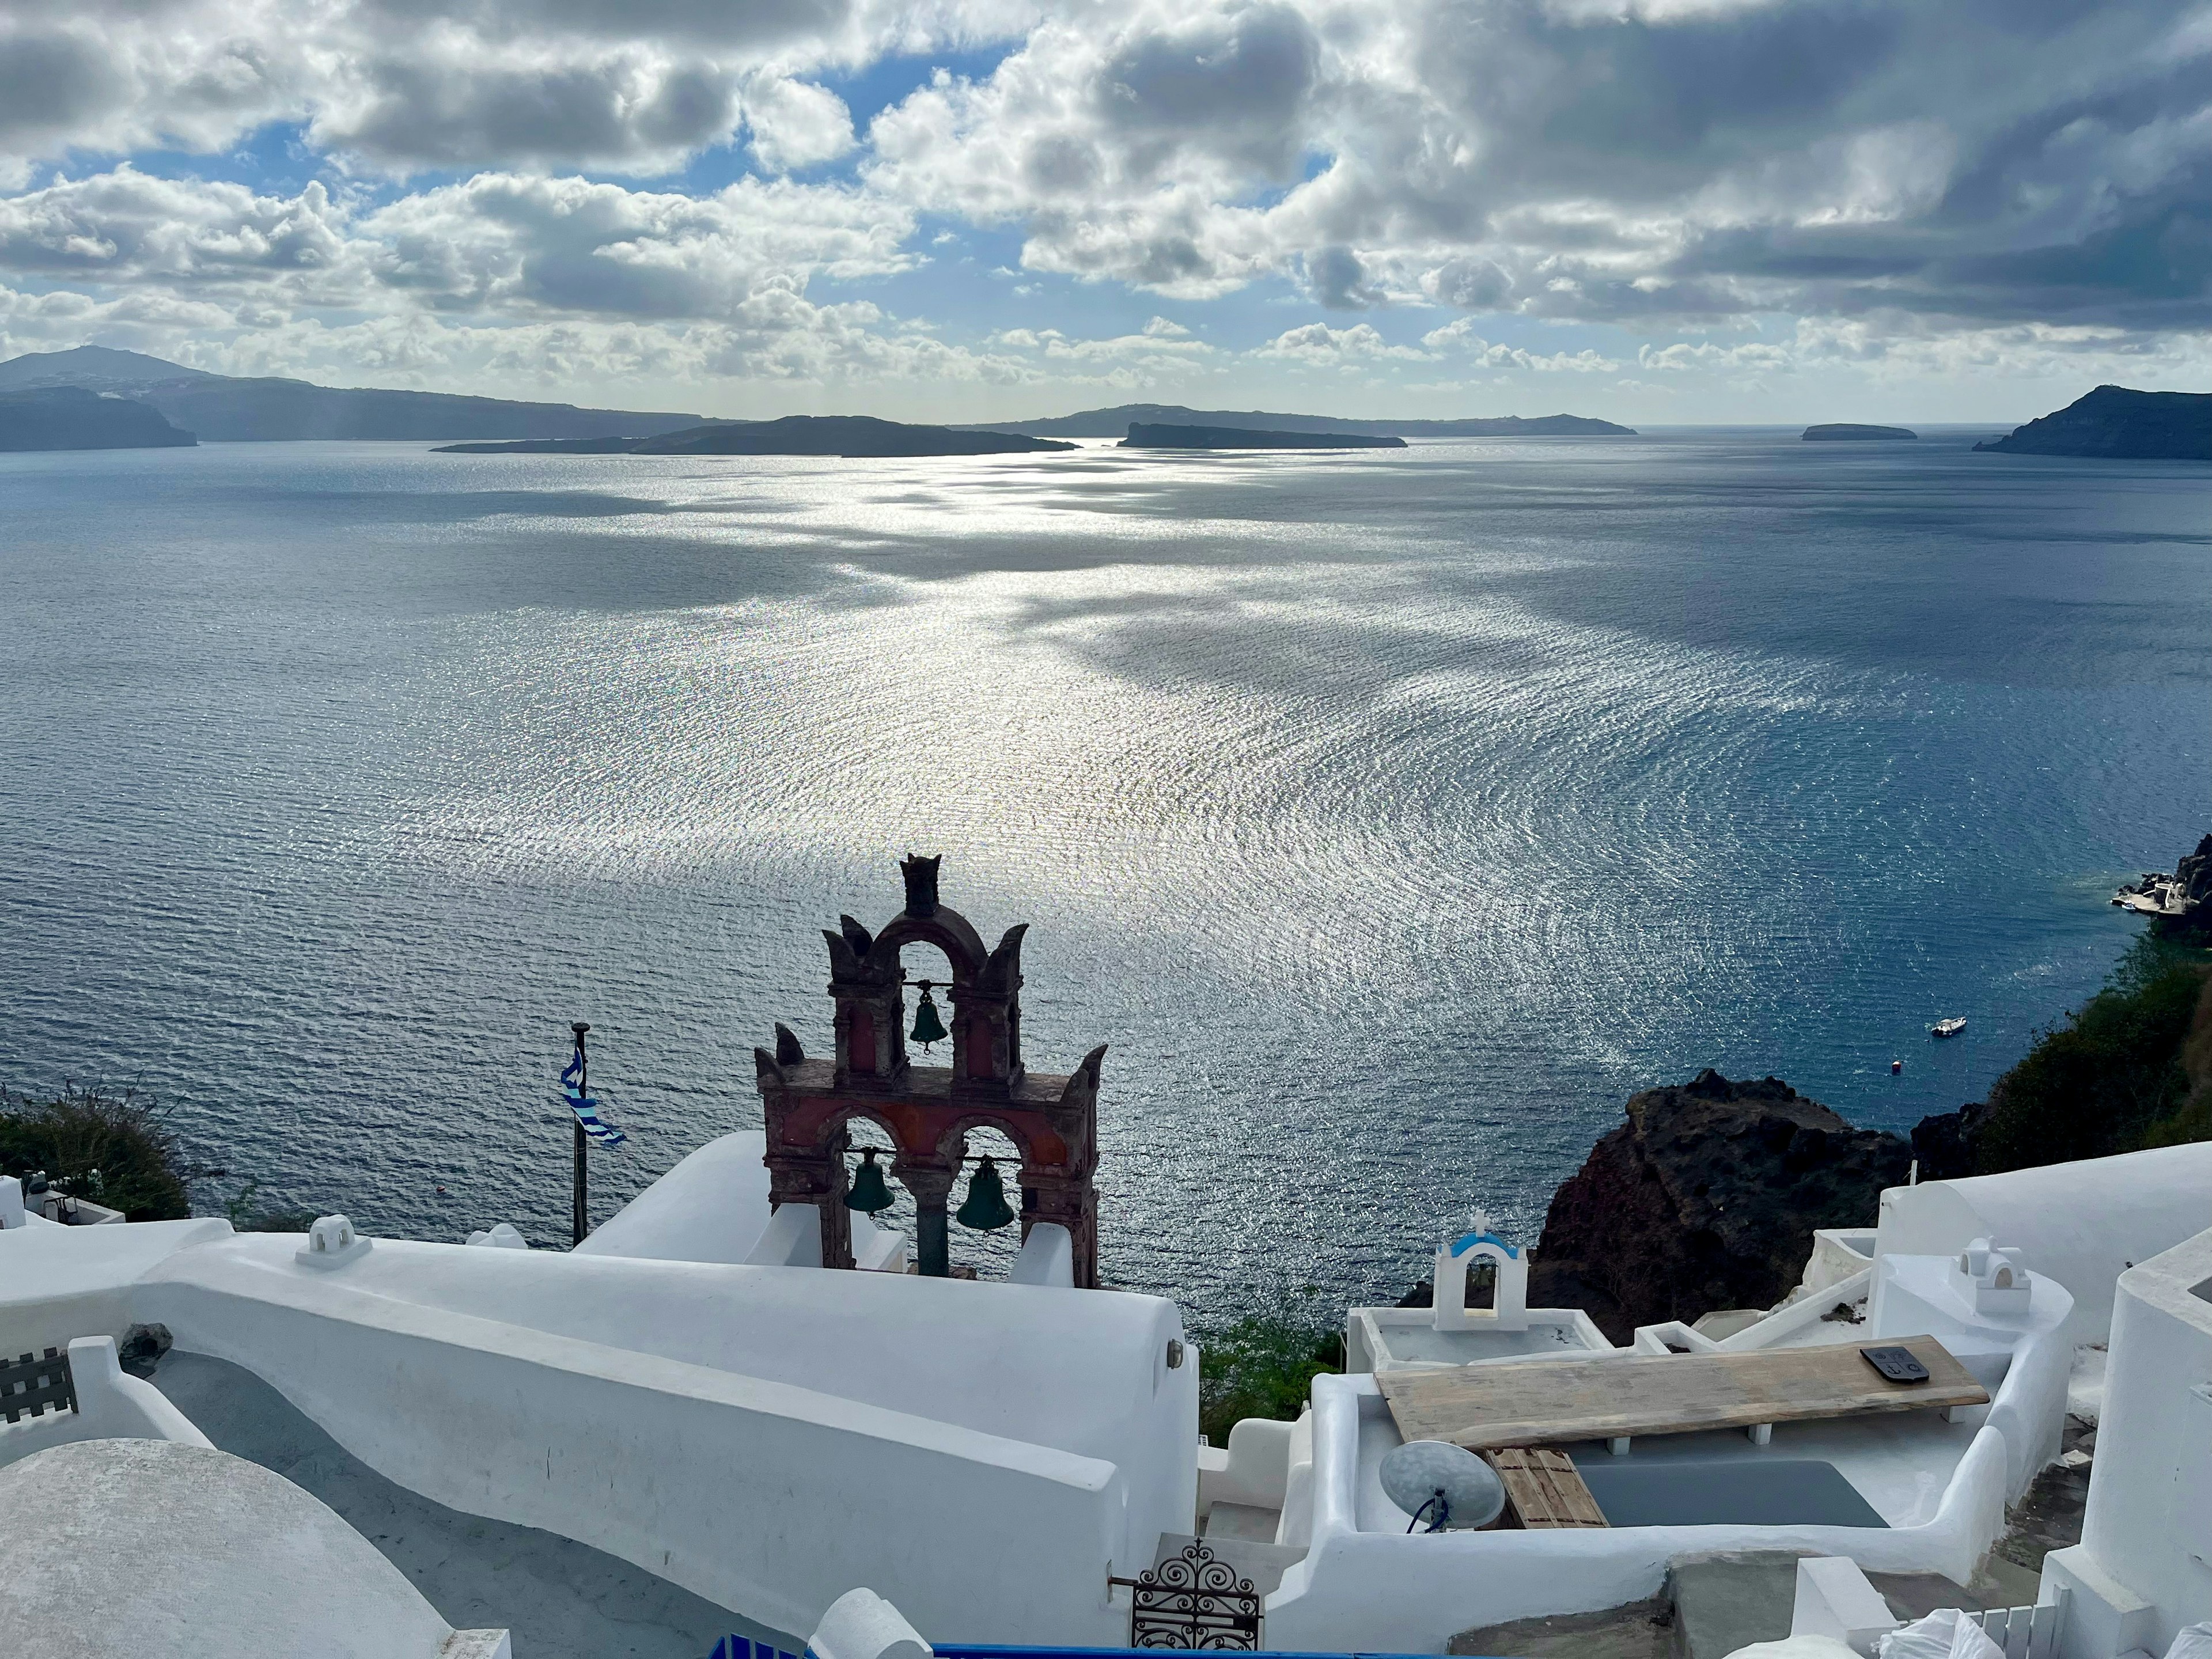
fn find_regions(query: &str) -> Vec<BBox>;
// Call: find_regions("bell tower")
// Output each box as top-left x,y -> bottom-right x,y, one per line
753,857 -> 1105,1286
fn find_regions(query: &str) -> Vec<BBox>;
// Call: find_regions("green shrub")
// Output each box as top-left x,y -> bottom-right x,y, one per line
0,1082 -> 191,1222
218,1178 -> 319,1232
1196,1309 -> 1344,1445
1972,937 -> 2212,1173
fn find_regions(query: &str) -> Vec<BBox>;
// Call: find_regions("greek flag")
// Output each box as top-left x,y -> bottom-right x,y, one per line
561,1048 -> 626,1146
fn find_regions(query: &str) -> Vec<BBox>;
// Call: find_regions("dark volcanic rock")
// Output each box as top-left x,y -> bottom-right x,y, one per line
1121,422 -> 1405,450
1910,1100 -> 1992,1183
1803,423 -> 1916,441
0,385 -> 196,450
1529,1070 -> 1910,1342
1975,385 -> 2212,460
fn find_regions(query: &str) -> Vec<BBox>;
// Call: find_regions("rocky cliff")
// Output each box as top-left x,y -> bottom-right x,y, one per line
0,386 -> 195,450
1528,1070 -> 1911,1342
1974,385 -> 2212,460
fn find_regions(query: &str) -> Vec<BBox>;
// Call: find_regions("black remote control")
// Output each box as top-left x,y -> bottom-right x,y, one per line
1861,1345 -> 1931,1384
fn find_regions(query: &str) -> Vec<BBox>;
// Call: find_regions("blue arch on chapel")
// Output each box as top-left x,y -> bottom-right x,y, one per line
1450,1230 -> 1518,1260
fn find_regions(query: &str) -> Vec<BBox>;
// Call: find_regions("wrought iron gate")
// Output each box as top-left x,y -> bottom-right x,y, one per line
1108,1540 -> 1262,1651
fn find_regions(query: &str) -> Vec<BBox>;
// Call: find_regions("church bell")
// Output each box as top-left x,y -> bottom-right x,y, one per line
910,986 -> 949,1050
956,1154 -> 1016,1230
845,1147 -> 895,1213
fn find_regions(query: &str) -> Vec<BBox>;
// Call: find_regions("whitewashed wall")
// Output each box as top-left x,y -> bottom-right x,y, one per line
0,1219 -> 1196,1646
2061,1226 -> 2212,1657
1876,1144 -> 2212,1347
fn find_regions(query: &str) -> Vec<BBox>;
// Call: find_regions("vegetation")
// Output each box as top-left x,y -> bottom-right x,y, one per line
0,1082 -> 191,1221
1195,1305 -> 1344,1445
218,1178 -> 319,1233
1972,935 -> 2212,1173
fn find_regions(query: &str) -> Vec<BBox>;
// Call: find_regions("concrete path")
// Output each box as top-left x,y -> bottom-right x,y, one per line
153,1350 -> 799,1659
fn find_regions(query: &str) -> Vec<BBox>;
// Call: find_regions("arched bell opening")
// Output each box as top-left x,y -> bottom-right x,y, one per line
891,941 -> 964,1072
835,1112 -> 915,1270
946,1123 -> 1026,1282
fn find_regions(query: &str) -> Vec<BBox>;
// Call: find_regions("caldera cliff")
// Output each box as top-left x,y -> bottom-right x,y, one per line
1527,1069 -> 1910,1343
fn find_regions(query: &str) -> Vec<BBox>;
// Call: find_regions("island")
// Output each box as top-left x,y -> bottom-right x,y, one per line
1802,423 -> 1916,441
1,345 -> 705,443
0,385 -> 196,451
969,403 -> 1633,438
437,416 -> 1077,459
1119,423 -> 1405,450
1974,385 -> 2212,460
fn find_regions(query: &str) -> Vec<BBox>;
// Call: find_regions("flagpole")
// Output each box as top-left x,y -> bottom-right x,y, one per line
571,1021 -> 590,1246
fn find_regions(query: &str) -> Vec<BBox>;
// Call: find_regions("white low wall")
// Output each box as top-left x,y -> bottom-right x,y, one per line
0,1335 -> 213,1469
573,1131 -> 772,1264
1876,1145 -> 2212,1348
1264,1375 -> 2010,1655
1,1219 -> 1195,1646
2059,1225 -> 2212,1659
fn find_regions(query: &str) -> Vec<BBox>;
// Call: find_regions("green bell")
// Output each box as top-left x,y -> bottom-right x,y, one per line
910,987 -> 948,1050
845,1147 -> 895,1214
956,1155 -> 1016,1231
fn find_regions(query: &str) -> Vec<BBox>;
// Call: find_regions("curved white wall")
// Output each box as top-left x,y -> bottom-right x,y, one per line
2,1219 -> 1194,1646
1877,1145 -> 2212,1347
2072,1226 -> 2212,1657
574,1131 -> 773,1265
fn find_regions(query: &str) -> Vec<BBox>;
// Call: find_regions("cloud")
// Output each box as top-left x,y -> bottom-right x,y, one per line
744,78 -> 858,172
1422,317 -> 1622,370
1257,320 -> 1428,363
0,0 -> 2207,399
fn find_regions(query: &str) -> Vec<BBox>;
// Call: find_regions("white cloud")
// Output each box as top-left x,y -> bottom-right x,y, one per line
1257,320 -> 1428,364
0,0 -> 2208,404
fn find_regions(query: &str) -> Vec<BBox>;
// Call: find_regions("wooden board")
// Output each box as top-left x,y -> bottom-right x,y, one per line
1378,1334 -> 1987,1451
1486,1448 -> 1608,1529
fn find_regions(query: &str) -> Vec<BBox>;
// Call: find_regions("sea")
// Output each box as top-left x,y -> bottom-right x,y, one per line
2,429 -> 2206,1320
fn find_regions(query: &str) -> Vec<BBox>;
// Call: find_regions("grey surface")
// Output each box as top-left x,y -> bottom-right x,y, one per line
153,1350 -> 796,1659
1573,1455 -> 1888,1530
1450,1594 -> 1675,1659
1671,1552 -> 1805,1659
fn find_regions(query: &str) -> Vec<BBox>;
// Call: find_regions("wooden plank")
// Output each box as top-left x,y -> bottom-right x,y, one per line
1486,1448 -> 1608,1528
1378,1334 -> 1987,1451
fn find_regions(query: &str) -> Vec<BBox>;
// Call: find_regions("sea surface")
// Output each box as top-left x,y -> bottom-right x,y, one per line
2,430 -> 2206,1317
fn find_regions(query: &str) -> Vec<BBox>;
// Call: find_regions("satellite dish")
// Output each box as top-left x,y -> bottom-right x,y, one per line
1378,1439 -> 1506,1533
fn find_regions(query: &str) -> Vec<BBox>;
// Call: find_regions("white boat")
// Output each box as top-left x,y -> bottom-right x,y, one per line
1931,1017 -> 1967,1039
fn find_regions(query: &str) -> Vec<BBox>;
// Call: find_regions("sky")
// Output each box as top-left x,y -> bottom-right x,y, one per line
0,0 -> 2207,423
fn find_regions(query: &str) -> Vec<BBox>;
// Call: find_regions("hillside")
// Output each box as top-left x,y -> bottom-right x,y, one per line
1120,423 -> 1404,450
969,403 -> 1634,438
0,347 -> 704,442
439,416 -> 1075,458
0,386 -> 196,451
1975,385 -> 2212,460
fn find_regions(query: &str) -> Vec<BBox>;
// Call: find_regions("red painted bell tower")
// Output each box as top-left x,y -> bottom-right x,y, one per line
754,856 -> 1105,1286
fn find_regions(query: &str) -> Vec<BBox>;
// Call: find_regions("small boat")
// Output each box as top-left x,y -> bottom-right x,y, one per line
1931,1017 -> 1967,1039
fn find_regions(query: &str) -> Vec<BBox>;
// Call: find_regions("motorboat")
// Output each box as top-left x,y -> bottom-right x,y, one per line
1930,1017 -> 1967,1039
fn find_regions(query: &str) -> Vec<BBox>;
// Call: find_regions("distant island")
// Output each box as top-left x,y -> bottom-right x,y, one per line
969,403 -> 1634,438
1975,385 -> 2212,460
1120,423 -> 1404,450
0,346 -> 705,443
438,416 -> 1075,459
0,385 -> 196,452
1802,423 -> 1916,441
0,346 -> 1643,450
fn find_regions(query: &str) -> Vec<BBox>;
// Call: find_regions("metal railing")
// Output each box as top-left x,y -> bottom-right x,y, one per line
0,1347 -> 77,1424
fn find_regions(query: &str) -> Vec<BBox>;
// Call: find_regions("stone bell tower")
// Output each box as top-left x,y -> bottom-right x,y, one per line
753,857 -> 1105,1286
